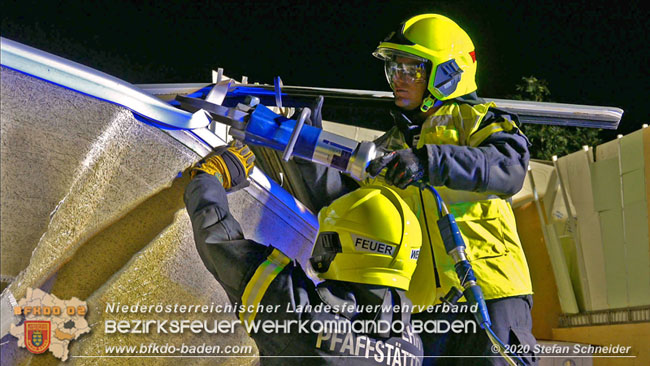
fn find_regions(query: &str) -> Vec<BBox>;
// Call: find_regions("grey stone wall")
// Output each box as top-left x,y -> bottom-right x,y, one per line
1,67 -> 317,365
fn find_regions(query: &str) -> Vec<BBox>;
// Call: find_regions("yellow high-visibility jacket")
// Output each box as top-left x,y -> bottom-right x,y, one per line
363,99 -> 533,308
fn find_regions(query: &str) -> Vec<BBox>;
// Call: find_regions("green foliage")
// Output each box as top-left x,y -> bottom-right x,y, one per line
511,76 -> 602,160
515,76 -> 551,102
519,124 -> 601,161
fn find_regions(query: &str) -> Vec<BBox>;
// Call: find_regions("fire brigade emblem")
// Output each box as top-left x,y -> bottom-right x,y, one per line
25,321 -> 51,354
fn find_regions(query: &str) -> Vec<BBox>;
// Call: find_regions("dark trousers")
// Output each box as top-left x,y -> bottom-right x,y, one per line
412,295 -> 538,365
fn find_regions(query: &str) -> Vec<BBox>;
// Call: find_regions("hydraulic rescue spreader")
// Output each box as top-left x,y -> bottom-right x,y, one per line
177,94 -> 380,181
178,94 -> 526,365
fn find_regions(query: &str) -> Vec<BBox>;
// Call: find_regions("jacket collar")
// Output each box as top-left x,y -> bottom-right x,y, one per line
453,91 -> 485,105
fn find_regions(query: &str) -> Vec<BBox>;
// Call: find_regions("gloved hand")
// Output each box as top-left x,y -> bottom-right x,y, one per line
293,95 -> 324,128
366,148 -> 426,189
306,95 -> 324,128
191,141 -> 255,192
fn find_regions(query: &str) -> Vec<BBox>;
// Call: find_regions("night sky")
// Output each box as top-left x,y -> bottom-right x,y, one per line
2,0 -> 648,136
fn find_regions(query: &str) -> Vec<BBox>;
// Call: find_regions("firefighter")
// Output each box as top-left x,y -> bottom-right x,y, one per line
185,143 -> 424,365
297,14 -> 538,365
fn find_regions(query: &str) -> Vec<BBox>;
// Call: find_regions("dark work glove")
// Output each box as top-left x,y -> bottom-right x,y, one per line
191,142 -> 255,192
367,148 -> 426,189
308,95 -> 324,128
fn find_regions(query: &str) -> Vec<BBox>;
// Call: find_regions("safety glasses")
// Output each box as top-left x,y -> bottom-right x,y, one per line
384,60 -> 428,85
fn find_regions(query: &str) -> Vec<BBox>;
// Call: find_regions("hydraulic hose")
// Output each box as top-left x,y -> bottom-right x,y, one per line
420,184 -> 526,366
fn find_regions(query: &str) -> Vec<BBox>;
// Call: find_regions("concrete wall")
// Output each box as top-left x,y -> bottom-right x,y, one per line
0,67 -> 316,365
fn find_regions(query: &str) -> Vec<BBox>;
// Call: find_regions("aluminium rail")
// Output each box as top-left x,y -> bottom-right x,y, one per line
138,81 -> 624,130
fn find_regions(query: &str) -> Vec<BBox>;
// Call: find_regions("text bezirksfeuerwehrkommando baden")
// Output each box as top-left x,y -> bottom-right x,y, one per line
105,317 -> 476,335
104,302 -> 478,335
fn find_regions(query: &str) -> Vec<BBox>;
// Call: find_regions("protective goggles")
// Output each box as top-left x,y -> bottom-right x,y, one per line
384,60 -> 428,85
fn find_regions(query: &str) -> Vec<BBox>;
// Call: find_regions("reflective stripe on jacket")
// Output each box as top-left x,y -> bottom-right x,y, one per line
364,100 -> 533,308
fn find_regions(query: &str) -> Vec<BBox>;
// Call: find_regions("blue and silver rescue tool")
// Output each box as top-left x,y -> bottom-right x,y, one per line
176,95 -> 380,181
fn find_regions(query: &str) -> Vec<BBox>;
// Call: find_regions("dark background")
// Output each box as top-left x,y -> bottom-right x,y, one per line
2,0 -> 648,136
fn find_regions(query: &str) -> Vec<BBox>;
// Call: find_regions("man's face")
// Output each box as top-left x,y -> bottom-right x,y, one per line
387,56 -> 428,111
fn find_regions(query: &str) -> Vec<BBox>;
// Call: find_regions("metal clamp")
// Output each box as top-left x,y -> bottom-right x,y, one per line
282,108 -> 311,162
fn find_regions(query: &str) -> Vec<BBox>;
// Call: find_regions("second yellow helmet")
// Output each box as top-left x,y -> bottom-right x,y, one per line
310,185 -> 422,290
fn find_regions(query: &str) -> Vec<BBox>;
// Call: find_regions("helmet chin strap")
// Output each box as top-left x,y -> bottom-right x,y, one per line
396,92 -> 442,125
420,93 -> 443,112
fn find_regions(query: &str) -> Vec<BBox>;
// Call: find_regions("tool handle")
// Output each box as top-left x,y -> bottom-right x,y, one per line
282,108 -> 310,161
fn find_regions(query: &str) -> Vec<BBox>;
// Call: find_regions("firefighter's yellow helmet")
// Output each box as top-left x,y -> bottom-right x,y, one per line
373,14 -> 477,111
310,185 -> 422,290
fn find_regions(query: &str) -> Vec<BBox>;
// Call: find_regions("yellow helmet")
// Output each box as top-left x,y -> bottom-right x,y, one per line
310,185 -> 422,290
373,14 -> 478,111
